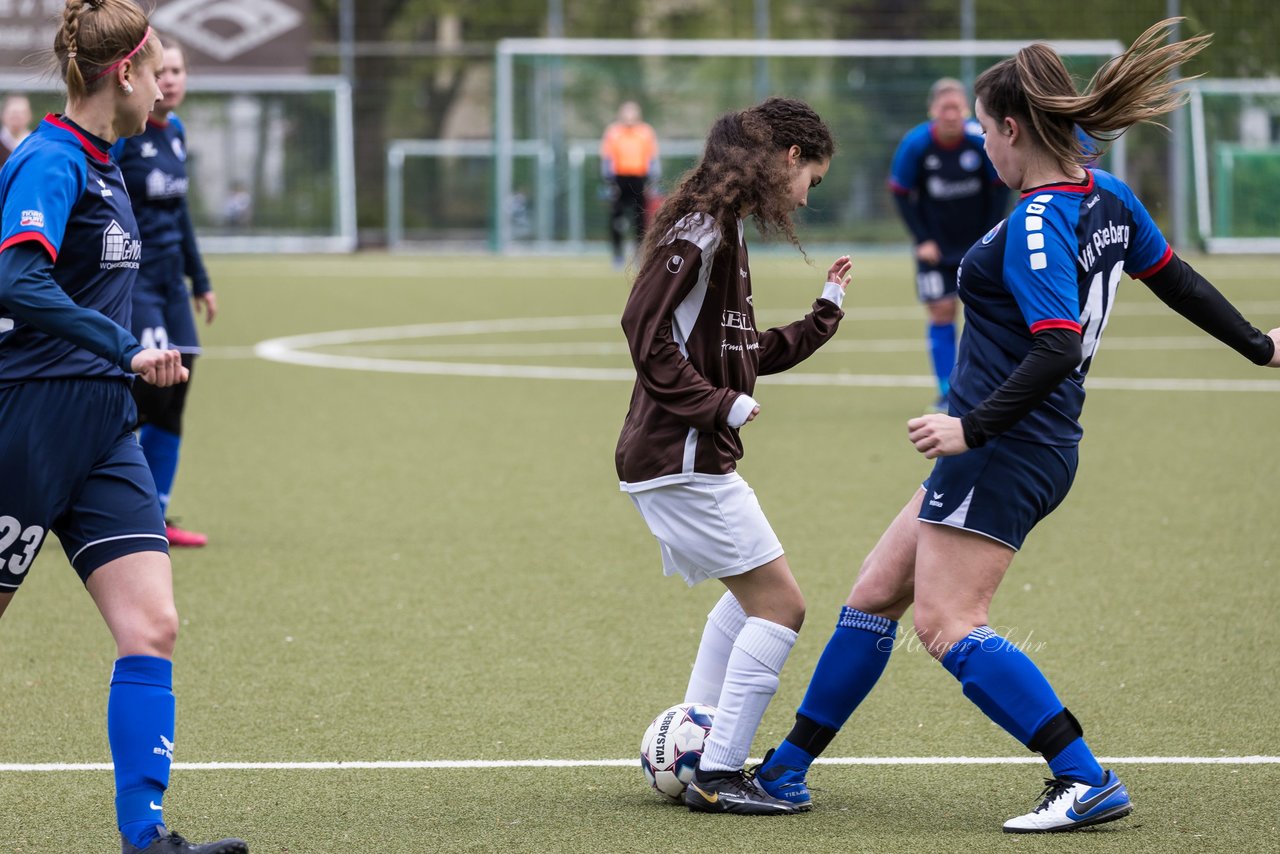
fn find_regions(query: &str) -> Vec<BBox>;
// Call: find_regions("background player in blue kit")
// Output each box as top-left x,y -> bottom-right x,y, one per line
889,78 -> 1007,409
758,19 -> 1280,832
112,38 -> 216,549
0,1 -> 246,852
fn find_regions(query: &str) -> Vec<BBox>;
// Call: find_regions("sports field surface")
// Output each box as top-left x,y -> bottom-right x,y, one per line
2,251 -> 1278,853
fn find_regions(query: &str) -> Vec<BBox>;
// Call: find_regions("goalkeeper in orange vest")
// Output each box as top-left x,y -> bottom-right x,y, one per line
601,100 -> 660,268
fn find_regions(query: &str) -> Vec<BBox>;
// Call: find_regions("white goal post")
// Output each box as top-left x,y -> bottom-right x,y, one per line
1188,78 -> 1280,254
493,38 -> 1126,253
0,73 -> 356,253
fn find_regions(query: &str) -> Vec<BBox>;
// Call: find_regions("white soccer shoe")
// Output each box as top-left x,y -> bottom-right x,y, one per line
1003,770 -> 1132,833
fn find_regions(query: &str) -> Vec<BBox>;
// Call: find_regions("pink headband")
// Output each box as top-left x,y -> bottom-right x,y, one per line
85,26 -> 152,83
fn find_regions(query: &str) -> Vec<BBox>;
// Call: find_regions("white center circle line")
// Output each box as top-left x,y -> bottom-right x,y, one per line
253,315 -> 1280,393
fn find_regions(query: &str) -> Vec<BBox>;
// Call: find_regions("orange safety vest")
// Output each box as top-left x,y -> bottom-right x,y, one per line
601,122 -> 658,177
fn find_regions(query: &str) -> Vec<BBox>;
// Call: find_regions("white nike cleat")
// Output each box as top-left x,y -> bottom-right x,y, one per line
1003,770 -> 1132,833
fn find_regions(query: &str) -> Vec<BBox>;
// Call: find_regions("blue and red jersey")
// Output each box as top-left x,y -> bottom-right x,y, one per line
889,120 -> 1007,265
110,113 -> 209,294
0,114 -> 142,385
953,168 -> 1171,446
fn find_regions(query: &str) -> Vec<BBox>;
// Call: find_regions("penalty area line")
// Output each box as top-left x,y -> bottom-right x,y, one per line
3,756 -> 1278,772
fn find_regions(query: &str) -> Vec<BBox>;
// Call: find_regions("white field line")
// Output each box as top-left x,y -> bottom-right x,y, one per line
199,345 -> 261,359
3,755 -> 1278,772
250,314 -> 1280,392
263,335 -> 1233,360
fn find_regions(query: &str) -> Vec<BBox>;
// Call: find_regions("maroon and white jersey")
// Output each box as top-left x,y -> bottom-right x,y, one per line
616,212 -> 844,490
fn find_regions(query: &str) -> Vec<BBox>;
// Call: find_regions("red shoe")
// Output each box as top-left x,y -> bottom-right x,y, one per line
165,521 -> 208,548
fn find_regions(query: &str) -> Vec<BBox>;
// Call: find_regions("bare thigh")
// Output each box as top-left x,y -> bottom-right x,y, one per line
912,521 -> 1016,660
0,590 -> 12,620
85,551 -> 179,659
846,488 -> 926,620
925,295 -> 958,325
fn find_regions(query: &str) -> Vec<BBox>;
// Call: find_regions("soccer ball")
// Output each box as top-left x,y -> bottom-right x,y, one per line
639,702 -> 715,801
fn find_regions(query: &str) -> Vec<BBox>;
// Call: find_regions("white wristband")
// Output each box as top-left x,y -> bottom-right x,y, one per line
727,394 -> 759,428
820,280 -> 845,308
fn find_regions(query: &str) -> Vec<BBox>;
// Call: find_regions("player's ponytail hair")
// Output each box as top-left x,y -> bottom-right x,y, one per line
54,0 -> 156,100
640,97 -> 834,268
975,18 -> 1211,167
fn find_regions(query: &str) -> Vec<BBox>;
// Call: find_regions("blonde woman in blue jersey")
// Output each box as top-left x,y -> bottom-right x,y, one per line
889,78 -> 1007,410
758,19 -> 1280,832
113,39 -> 215,549
0,1 -> 246,851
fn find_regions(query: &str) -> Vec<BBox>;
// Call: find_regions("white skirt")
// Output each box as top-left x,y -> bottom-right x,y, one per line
628,472 -> 784,587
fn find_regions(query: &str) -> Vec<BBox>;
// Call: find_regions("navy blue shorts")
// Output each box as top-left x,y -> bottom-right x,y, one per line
0,379 -> 168,591
915,262 -> 960,303
132,251 -> 200,354
918,435 -> 1078,550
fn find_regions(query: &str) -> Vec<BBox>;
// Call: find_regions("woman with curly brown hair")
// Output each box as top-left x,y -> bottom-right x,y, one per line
616,96 -> 852,815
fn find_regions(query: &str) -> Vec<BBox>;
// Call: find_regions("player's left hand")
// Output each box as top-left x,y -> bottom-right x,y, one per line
1266,327 -> 1280,366
195,291 -> 218,324
907,413 -> 968,459
132,348 -> 189,387
826,255 -> 852,291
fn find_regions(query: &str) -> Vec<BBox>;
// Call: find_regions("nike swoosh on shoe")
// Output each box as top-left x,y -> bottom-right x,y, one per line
688,783 -> 718,804
1071,782 -> 1123,816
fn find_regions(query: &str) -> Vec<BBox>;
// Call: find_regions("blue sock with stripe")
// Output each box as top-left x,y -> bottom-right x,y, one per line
110,656 -> 175,849
941,626 -> 1105,786
769,607 -> 897,772
928,322 -> 956,397
138,425 -> 181,517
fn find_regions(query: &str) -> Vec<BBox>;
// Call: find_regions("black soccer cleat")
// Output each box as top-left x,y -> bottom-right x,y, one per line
121,826 -> 249,854
683,769 -> 800,815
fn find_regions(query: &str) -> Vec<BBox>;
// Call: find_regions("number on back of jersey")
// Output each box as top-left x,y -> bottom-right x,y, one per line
139,325 -> 170,351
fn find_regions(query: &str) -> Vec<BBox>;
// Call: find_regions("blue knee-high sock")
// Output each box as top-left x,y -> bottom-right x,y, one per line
769,607 -> 897,772
138,425 -> 181,517
928,322 -> 956,396
110,656 -> 175,848
941,627 -> 1105,785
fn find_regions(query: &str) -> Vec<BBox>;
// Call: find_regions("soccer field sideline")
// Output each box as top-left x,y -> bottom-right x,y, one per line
5,754 -> 1278,772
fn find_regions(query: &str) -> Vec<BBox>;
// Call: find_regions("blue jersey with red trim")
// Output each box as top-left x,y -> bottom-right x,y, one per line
0,115 -> 141,383
889,120 -> 1006,264
111,114 -> 190,256
953,168 -> 1170,445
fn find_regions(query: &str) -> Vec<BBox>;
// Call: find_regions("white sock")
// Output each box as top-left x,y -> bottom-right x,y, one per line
684,592 -> 748,706
698,617 -> 797,772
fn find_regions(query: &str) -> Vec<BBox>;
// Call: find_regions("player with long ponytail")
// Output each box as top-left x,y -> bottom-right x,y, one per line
758,19 -> 1280,833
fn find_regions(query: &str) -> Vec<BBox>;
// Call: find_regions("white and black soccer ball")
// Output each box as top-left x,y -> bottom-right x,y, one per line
639,702 -> 716,801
